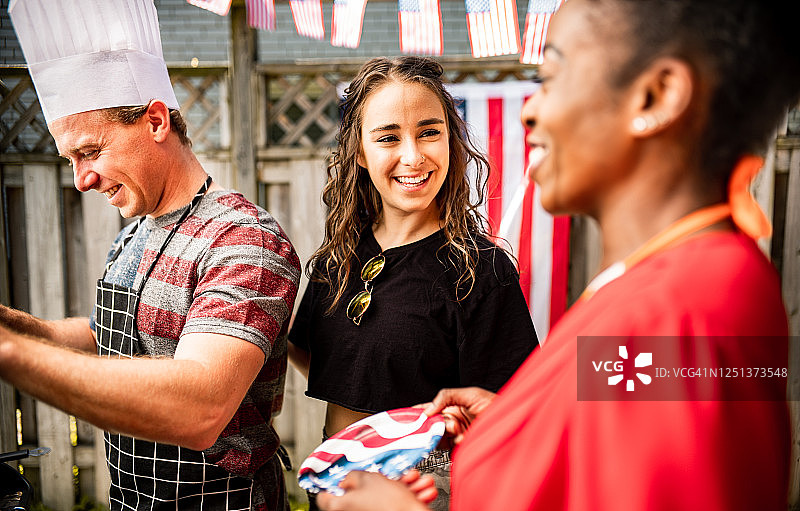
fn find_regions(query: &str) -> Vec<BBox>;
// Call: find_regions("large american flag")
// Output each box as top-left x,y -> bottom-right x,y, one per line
398,0 -> 443,55
331,0 -> 368,48
520,0 -> 562,64
464,0 -> 521,58
290,0 -> 325,40
447,81 -> 569,340
246,0 -> 276,31
186,0 -> 231,16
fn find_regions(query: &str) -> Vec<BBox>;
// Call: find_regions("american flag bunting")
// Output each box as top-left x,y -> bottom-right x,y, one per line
331,0 -> 368,48
246,0 -> 276,31
186,0 -> 232,16
447,82 -> 569,340
290,0 -> 325,40
520,0 -> 562,64
464,0 -> 521,58
398,0 -> 443,55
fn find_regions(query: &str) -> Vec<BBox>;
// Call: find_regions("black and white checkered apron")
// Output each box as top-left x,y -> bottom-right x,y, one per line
95,177 -> 253,510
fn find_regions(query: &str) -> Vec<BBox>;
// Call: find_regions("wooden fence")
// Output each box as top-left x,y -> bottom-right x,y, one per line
1,55 -> 799,509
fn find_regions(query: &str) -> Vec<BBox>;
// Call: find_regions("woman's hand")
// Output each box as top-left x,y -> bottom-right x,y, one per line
317,470 -> 434,511
423,387 -> 496,446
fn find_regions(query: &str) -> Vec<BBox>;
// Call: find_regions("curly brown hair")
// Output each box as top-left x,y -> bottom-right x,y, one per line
309,56 -> 495,313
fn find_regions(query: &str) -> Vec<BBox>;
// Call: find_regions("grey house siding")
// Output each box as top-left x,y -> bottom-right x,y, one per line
2,0 -> 530,65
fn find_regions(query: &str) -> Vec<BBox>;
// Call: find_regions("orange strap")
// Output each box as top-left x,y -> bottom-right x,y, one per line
728,155 -> 772,240
580,155 -> 772,301
623,203 -> 731,269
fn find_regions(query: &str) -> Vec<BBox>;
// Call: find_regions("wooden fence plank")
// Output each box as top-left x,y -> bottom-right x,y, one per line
260,157 -> 327,500
198,155 -> 235,192
229,4 -> 257,203
784,146 -> 800,336
80,190 -> 121,507
754,141 -> 777,256
567,215 -> 602,307
23,164 -> 73,510
783,144 -> 800,511
285,157 -> 327,493
0,384 -> 15,456
0,168 -> 18,457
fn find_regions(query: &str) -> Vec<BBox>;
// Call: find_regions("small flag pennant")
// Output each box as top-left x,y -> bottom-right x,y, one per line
186,0 -> 232,16
520,0 -> 562,64
465,0 -> 521,58
290,0 -> 325,40
332,0 -> 368,48
398,0 -> 443,55
246,0 -> 276,31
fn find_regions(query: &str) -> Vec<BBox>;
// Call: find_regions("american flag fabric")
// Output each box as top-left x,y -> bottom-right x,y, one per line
331,0 -> 368,48
246,0 -> 276,31
186,0 -> 232,16
447,82 -> 569,340
520,0 -> 562,64
299,408 -> 445,495
290,0 -> 325,39
398,0 -> 443,55
464,0 -> 521,58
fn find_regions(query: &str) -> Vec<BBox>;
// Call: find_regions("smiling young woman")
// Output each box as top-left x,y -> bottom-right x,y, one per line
287,56 -> 539,511
313,1 -> 800,511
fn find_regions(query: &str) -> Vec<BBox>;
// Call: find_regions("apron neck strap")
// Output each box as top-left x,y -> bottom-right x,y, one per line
137,175 -> 213,290
102,175 -> 213,284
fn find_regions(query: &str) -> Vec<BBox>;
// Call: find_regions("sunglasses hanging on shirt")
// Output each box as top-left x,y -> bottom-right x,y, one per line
346,253 -> 385,325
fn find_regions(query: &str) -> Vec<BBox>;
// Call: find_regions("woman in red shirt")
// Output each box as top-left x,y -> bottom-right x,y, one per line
317,0 -> 800,509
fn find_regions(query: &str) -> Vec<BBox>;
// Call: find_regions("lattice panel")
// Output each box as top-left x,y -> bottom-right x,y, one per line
171,70 -> 228,152
266,71 -> 346,148
0,69 -> 228,156
2,61 -> 538,155
0,72 -> 56,154
262,61 -> 539,149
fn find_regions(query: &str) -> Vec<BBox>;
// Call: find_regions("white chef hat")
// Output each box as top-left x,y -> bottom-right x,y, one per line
8,0 -> 180,125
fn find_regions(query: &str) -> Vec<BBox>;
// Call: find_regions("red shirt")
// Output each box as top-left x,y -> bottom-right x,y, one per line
452,231 -> 790,511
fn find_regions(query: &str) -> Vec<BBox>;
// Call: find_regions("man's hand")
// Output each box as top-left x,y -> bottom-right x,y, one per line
317,470 -> 433,511
423,387 -> 496,447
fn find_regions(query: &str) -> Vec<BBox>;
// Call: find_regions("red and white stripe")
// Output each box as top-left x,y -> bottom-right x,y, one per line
447,82 -> 569,340
465,0 -> 520,58
398,0 -> 443,55
246,0 -> 276,31
290,0 -> 325,40
186,0 -> 232,16
520,0 -> 563,64
299,408 -> 445,475
331,0 -> 368,48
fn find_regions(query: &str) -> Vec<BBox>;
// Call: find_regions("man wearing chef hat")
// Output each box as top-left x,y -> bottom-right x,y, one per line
1,1 -> 300,509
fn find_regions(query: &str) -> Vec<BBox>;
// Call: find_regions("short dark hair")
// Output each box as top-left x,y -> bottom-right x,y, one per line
102,104 -> 192,148
596,0 -> 800,186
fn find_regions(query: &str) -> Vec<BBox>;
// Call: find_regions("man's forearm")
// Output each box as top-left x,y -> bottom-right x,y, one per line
0,329 -> 263,451
0,304 -> 95,352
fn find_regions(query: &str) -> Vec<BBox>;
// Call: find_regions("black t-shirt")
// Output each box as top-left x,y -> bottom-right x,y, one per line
289,228 -> 539,413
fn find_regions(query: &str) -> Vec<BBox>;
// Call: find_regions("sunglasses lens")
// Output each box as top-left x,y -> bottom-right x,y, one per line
347,290 -> 372,325
360,254 -> 385,281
